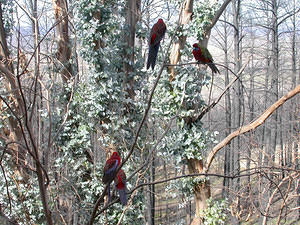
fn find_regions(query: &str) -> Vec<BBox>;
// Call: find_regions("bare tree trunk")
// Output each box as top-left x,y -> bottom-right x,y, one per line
123,0 -> 141,99
231,0 -> 242,223
287,3 -> 297,171
291,1 -> 300,219
268,0 -> 279,164
168,0 -> 193,81
52,0 -> 72,83
262,1 -> 279,223
29,0 -> 46,175
148,152 -> 155,225
247,18 -> 255,194
222,11 -> 231,199
163,161 -> 169,224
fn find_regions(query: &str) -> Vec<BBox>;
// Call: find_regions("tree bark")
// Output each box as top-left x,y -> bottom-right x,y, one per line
0,3 -> 27,177
51,1 -> 74,223
168,0 -> 193,81
222,10 -> 232,199
231,0 -> 242,223
123,0 -> 141,99
187,159 -> 211,225
52,0 -> 72,83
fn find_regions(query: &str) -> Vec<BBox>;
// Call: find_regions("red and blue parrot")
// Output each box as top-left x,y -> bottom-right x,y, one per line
102,152 -> 121,201
114,169 -> 127,206
192,43 -> 220,74
147,18 -> 166,70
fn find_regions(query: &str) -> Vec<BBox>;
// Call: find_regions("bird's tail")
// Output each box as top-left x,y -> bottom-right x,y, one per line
117,188 -> 127,206
208,63 -> 220,74
147,44 -> 160,70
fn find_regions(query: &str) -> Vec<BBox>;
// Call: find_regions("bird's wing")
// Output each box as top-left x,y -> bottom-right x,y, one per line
104,159 -> 119,175
149,23 -> 166,46
201,46 -> 213,62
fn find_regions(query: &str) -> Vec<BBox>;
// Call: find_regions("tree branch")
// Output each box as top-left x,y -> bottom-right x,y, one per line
205,84 -> 300,172
194,57 -> 250,123
204,0 -> 233,35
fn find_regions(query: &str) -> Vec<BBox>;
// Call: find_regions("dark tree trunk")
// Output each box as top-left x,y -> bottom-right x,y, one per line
222,11 -> 231,199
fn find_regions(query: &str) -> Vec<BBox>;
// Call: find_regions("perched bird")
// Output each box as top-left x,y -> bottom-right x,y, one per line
114,169 -> 127,206
102,152 -> 121,201
147,18 -> 167,70
192,43 -> 220,74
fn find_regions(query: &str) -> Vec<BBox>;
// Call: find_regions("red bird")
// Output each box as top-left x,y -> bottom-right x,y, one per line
192,43 -> 220,74
114,169 -> 127,206
102,152 -> 121,200
147,18 -> 166,70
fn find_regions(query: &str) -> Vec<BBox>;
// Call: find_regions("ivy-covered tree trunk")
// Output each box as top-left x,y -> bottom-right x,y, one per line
168,1 -> 211,223
168,1 -> 232,224
52,0 -> 74,223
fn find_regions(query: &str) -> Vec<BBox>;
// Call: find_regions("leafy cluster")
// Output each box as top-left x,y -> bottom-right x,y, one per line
190,0 -> 220,40
59,0 -> 149,223
154,64 -> 216,161
0,158 -> 45,224
203,198 -> 229,225
0,0 -> 14,36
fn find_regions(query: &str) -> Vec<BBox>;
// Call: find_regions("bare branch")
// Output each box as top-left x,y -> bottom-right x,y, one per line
205,84 -> 300,172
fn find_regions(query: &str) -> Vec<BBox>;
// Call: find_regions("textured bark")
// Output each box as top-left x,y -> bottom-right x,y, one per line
0,3 -> 28,180
169,0 -> 193,81
123,0 -> 141,99
247,20 -> 255,191
52,0 -> 72,83
188,159 -> 211,224
262,2 -> 279,223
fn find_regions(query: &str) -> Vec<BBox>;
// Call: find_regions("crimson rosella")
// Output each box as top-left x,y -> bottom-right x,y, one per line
114,169 -> 127,206
102,152 -> 121,201
147,18 -> 166,70
192,43 -> 220,74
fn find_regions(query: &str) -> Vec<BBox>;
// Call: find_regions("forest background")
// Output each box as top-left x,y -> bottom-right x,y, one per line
0,0 -> 299,224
